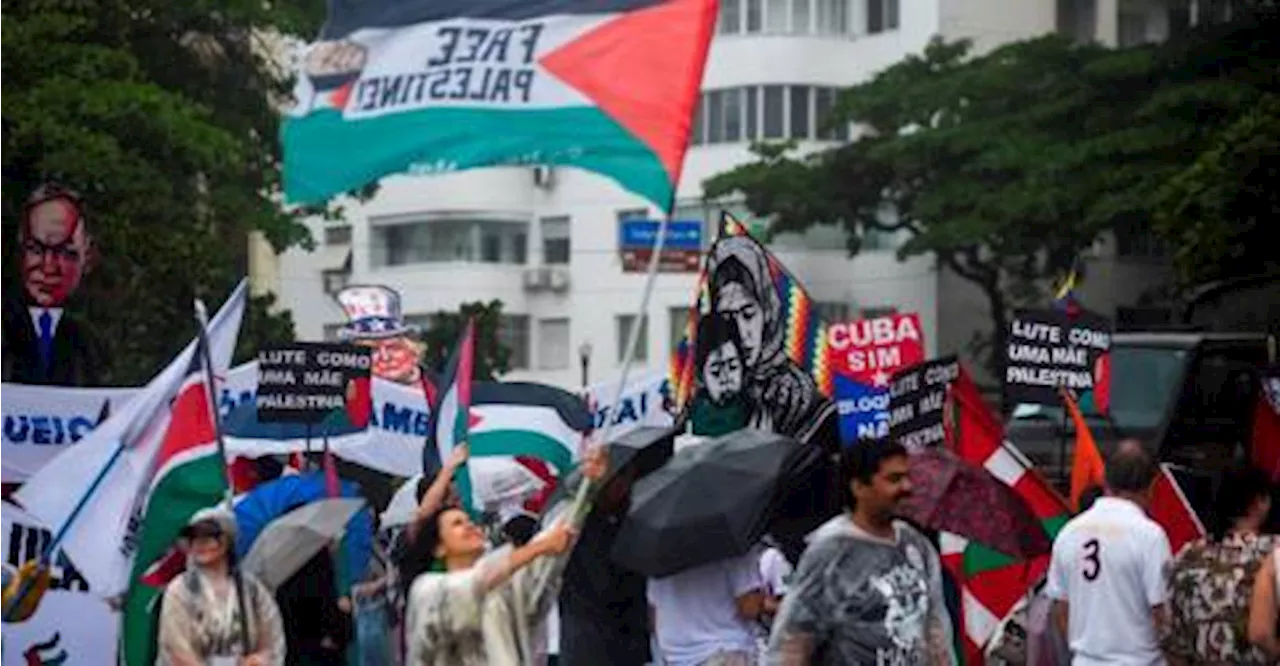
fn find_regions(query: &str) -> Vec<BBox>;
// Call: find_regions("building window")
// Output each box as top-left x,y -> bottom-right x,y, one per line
499,315 -> 531,370
793,0 -> 813,32
763,85 -> 785,139
538,318 -> 571,370
541,216 -> 570,265
814,87 -> 849,140
719,0 -> 742,33
817,0 -> 849,34
694,86 -> 848,146
706,90 -> 725,144
746,0 -> 763,31
324,224 -> 352,245
669,306 -> 693,351
789,86 -> 811,139
322,269 -> 349,295
322,324 -> 343,341
371,218 -> 529,268
765,0 -> 788,31
616,314 -> 650,363
815,301 -> 852,323
860,306 -> 898,319
867,0 -> 899,33
691,99 -> 706,146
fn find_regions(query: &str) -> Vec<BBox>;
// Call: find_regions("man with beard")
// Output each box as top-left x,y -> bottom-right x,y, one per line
3,184 -> 101,385
766,440 -> 955,665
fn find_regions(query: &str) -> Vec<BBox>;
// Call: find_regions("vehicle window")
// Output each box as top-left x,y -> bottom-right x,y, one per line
1011,346 -> 1187,431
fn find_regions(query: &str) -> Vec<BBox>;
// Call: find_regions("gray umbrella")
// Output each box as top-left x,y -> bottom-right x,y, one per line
611,428 -> 809,578
242,497 -> 366,590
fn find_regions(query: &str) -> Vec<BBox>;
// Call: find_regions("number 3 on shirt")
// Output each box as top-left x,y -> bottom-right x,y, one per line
1081,538 -> 1101,581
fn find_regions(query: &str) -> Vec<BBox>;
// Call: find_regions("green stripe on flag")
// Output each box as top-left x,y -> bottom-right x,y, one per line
284,107 -> 672,208
454,429 -> 577,518
963,516 -> 1069,576
469,430 -> 575,477
122,452 -> 225,666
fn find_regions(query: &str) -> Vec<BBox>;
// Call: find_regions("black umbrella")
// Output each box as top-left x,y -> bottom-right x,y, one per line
611,428 -> 808,578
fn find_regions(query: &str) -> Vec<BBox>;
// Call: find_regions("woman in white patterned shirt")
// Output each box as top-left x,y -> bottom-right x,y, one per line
403,446 -> 607,665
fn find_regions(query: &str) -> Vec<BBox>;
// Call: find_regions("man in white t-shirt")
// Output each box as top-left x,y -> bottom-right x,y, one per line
648,551 -> 766,665
1046,441 -> 1173,666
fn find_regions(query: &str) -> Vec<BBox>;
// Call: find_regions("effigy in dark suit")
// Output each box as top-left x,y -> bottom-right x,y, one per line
1,184 -> 102,386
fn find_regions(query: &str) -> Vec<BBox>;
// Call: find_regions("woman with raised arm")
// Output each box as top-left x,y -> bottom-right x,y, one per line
403,446 -> 608,666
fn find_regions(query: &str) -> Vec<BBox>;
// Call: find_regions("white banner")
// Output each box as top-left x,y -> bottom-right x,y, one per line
4,366 -> 675,484
0,502 -> 119,666
585,371 -> 675,439
2,385 -> 141,484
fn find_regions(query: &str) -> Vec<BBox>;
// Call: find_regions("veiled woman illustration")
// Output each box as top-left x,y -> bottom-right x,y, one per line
705,235 -> 832,439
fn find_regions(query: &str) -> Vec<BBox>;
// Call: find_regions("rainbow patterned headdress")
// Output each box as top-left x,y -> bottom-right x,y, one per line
668,211 -> 833,415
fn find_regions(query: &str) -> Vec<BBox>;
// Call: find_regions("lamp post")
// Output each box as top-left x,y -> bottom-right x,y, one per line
578,340 -> 593,388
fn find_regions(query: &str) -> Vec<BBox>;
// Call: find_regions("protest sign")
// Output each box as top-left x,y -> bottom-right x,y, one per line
1003,309 -> 1111,408
255,343 -> 372,423
1,502 -> 118,666
888,356 -> 960,452
1,385 -> 140,483
828,313 -> 926,445
586,371 -> 675,437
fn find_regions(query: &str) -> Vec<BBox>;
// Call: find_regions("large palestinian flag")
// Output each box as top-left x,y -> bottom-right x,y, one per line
283,0 -> 717,208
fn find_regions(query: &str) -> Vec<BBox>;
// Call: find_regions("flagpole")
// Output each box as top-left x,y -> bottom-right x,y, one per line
194,299 -> 253,657
568,212 -> 674,521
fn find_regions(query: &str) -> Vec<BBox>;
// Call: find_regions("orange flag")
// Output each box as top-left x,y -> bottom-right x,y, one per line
1061,388 -> 1105,511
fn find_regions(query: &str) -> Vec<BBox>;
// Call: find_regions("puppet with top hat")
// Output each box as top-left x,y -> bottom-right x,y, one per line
334,285 -> 427,386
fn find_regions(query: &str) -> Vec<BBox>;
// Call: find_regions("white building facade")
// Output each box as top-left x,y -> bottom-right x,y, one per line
272,0 -> 1182,389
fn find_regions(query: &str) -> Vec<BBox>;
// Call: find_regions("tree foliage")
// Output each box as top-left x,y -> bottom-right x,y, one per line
1152,10 -> 1280,284
420,300 -> 512,382
706,12 -> 1279,372
1,0 -> 347,384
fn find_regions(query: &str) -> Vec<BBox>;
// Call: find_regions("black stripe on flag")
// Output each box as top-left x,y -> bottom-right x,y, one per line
321,0 -> 669,39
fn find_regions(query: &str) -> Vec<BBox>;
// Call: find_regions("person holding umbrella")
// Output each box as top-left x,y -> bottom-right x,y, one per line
157,507 -> 286,666
402,445 -> 609,666
766,440 -> 954,666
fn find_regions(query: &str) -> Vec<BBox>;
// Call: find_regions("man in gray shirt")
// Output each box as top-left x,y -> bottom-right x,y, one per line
766,440 -> 955,666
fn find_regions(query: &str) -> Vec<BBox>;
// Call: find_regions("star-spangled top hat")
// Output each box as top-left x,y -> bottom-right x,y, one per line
334,284 -> 420,341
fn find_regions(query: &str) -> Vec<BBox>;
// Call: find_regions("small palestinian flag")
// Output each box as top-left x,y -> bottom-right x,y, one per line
284,0 -> 717,209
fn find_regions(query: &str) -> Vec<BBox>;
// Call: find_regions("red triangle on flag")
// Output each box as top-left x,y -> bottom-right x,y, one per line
468,409 -> 482,431
540,0 -> 716,181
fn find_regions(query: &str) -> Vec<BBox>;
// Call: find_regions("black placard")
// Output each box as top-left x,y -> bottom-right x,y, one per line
1002,309 -> 1112,408
255,343 -> 372,424
888,355 -> 960,452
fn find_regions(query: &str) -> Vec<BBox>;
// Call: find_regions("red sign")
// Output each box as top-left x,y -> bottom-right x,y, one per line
827,313 -> 926,387
620,248 -> 701,273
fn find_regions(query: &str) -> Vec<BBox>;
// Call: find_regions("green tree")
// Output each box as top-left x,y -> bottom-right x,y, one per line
420,300 -> 512,381
1152,7 -> 1280,286
705,22 -> 1277,372
1,0 -> 353,384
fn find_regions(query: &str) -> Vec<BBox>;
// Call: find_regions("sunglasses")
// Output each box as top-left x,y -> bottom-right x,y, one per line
182,522 -> 225,541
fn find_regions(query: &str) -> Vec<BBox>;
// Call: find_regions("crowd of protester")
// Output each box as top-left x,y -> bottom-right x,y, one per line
150,435 -> 1280,666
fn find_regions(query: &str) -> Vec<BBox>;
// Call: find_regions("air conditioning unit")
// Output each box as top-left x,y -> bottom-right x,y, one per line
547,268 -> 571,293
522,267 -> 548,291
533,165 -> 555,190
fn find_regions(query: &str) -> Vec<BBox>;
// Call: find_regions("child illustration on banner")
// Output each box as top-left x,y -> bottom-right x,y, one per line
703,234 -> 831,438
688,314 -> 754,437
2,184 -> 102,386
